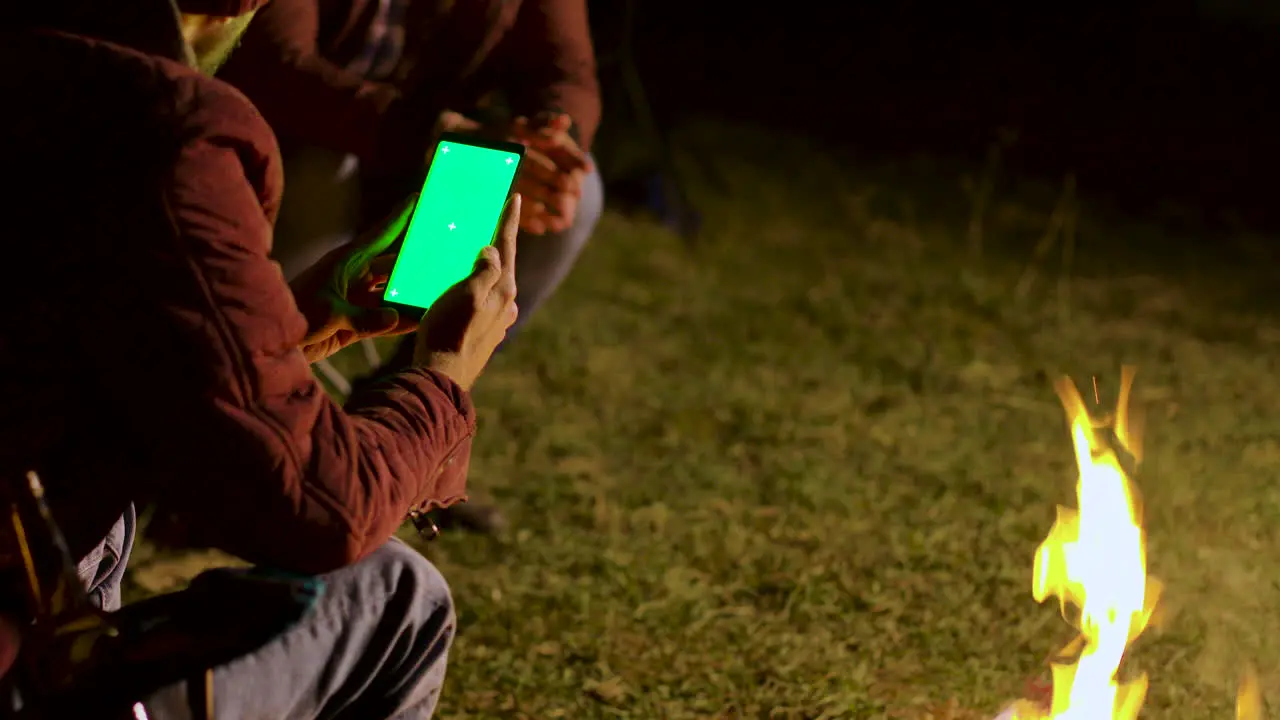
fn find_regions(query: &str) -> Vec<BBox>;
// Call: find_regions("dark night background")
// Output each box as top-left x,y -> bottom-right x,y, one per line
590,1 -> 1279,234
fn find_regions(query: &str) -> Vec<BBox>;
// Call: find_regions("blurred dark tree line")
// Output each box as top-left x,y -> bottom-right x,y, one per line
590,1 -> 1280,232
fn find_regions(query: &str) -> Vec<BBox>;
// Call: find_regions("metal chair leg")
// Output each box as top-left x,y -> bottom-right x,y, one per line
187,669 -> 213,720
312,359 -> 352,398
359,337 -> 382,368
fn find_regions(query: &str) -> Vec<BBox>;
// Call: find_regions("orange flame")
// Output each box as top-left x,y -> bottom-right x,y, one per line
1012,369 -> 1264,719
1237,666 -> 1263,720
1015,368 -> 1160,719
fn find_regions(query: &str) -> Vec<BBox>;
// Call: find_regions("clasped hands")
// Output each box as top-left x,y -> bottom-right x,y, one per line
435,109 -> 591,235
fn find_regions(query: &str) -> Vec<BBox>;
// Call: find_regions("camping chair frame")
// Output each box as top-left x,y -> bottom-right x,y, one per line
0,471 -> 319,720
0,471 -> 215,719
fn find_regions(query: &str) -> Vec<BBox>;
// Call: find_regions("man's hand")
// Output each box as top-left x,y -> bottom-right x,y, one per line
510,113 -> 592,235
293,196 -> 420,363
414,195 -> 521,390
430,110 -> 590,235
433,110 -> 484,138
511,113 -> 592,176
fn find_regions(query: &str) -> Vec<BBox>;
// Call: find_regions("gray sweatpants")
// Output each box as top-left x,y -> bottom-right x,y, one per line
78,507 -> 455,720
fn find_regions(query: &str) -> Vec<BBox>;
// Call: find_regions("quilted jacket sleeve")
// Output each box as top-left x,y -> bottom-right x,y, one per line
119,79 -> 472,574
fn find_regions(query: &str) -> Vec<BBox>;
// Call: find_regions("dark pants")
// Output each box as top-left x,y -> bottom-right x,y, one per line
78,509 -> 456,719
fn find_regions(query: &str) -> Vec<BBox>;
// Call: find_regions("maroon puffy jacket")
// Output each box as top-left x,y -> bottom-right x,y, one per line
0,15 -> 472,575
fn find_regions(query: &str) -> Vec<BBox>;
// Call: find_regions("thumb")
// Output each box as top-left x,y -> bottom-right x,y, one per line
438,110 -> 483,134
350,306 -> 401,335
548,114 -> 573,132
365,194 -> 418,256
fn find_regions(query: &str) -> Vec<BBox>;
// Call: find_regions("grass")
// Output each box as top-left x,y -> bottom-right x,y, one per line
126,120 -> 1280,718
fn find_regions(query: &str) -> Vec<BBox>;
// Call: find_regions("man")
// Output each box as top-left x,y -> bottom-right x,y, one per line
217,0 -> 602,292
0,0 -> 519,715
215,0 -> 601,533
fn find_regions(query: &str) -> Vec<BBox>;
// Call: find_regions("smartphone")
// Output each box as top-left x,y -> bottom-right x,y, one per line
382,132 -> 525,314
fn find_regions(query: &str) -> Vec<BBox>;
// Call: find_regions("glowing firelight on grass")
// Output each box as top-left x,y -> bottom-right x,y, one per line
1006,368 -> 1263,720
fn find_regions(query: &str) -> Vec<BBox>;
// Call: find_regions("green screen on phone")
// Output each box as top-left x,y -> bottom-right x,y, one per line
383,139 -> 522,311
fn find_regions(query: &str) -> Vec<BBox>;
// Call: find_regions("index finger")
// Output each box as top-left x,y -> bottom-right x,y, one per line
365,254 -> 397,281
520,146 -> 559,177
346,254 -> 397,306
531,112 -> 573,133
525,136 -> 590,174
498,193 -> 521,280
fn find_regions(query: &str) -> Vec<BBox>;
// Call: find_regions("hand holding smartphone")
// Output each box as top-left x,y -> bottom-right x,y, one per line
383,133 -> 525,315
369,132 -> 524,390
412,193 -> 521,391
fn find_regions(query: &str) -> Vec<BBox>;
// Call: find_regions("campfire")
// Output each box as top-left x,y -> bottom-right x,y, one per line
996,368 -> 1263,720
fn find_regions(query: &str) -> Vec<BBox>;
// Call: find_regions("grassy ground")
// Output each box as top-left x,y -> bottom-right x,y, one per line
126,121 -> 1280,718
